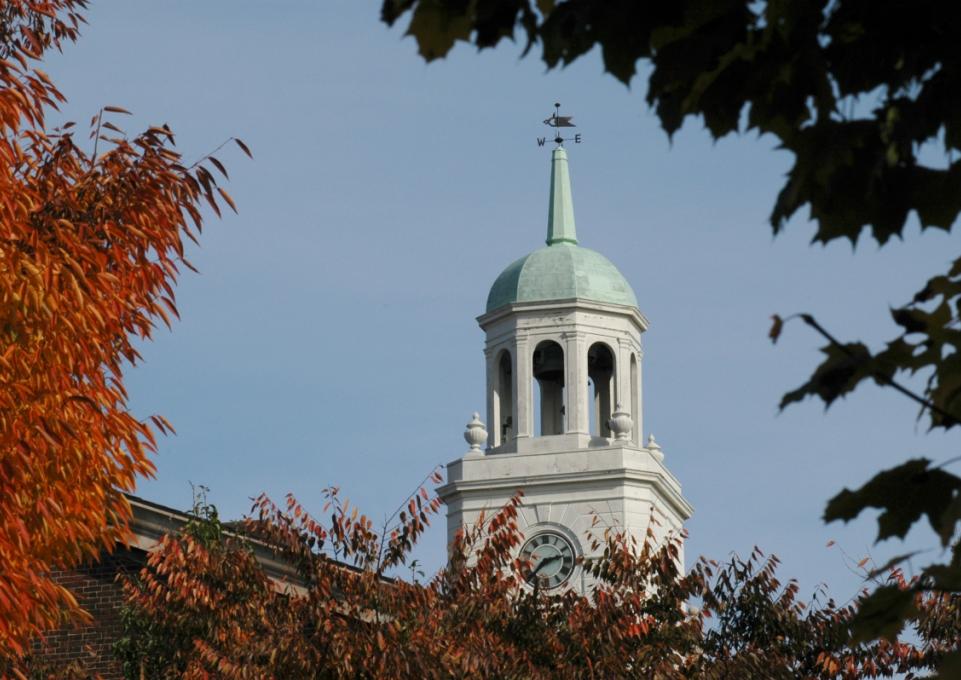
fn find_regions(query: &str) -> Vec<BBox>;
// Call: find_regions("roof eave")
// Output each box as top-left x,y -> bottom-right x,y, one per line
478,297 -> 649,331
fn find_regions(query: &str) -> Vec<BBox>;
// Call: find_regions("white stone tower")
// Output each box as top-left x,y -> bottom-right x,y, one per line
439,146 -> 693,594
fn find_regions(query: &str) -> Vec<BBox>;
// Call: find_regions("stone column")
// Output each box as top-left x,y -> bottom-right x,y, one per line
616,339 -> 629,409
565,333 -> 589,435
635,344 -> 644,444
514,336 -> 532,440
484,347 -> 496,446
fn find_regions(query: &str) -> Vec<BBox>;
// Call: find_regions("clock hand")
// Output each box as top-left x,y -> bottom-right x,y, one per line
528,554 -> 562,580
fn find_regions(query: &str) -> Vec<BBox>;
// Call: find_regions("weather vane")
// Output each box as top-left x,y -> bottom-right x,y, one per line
538,102 -> 581,147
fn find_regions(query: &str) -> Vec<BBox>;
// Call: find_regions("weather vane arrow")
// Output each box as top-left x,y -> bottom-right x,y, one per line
538,102 -> 582,147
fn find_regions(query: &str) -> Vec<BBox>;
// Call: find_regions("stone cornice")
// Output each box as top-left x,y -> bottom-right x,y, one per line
478,298 -> 649,332
438,466 -> 693,522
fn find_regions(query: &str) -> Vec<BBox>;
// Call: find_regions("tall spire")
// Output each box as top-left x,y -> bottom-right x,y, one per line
546,146 -> 577,246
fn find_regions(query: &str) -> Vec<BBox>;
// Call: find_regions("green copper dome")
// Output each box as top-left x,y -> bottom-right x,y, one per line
485,147 -> 638,313
486,243 -> 637,311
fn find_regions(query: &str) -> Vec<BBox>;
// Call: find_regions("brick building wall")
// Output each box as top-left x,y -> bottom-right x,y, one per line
22,495 -> 300,678
29,548 -> 145,680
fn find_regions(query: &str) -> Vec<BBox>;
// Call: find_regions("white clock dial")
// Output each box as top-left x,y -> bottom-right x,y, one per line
520,532 -> 576,589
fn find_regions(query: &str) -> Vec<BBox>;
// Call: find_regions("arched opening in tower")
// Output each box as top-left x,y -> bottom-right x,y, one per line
588,342 -> 615,438
532,340 -> 565,436
494,349 -> 513,446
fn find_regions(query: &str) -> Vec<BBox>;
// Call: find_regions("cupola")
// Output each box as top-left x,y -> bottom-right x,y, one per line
477,146 -> 648,453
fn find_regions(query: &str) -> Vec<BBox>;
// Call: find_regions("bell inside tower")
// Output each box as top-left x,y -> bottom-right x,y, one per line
532,340 -> 565,436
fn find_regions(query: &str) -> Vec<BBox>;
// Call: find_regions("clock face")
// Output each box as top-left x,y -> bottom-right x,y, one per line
520,532 -> 576,589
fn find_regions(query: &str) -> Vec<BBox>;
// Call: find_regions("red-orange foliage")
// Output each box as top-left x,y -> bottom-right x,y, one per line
0,0 -> 243,659
120,483 -> 945,679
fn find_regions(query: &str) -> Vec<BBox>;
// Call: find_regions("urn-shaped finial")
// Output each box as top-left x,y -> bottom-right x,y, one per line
647,433 -> 663,460
608,403 -> 633,441
464,412 -> 488,452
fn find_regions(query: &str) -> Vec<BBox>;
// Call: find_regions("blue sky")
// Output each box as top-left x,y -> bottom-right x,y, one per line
43,1 -> 958,598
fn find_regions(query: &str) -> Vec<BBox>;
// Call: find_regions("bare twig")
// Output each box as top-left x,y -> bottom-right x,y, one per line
188,136 -> 247,169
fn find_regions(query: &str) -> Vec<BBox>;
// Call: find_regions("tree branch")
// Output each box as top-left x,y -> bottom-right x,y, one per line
797,313 -> 961,428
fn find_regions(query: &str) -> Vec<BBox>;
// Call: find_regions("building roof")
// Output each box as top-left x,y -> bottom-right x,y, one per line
485,146 -> 638,312
123,494 -> 392,590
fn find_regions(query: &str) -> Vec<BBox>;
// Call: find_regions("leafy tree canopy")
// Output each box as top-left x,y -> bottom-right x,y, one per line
379,0 -> 961,671
0,0 -> 244,660
111,488 -> 953,679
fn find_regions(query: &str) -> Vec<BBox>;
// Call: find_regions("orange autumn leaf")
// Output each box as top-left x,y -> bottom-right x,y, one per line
117,485 -> 944,679
0,0 -> 240,662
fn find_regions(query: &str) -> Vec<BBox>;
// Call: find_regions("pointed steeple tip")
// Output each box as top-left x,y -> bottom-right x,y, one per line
546,146 -> 577,246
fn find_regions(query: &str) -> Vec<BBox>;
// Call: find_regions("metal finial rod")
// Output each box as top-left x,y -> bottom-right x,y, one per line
554,102 -> 562,145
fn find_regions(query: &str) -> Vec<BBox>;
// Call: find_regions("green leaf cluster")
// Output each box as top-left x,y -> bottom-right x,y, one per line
383,1 -> 961,246
380,2 -> 961,674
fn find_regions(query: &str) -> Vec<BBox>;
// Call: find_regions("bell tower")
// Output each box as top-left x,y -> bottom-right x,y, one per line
440,145 -> 692,594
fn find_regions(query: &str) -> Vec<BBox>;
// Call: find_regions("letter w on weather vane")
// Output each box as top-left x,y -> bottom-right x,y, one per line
538,103 -> 582,147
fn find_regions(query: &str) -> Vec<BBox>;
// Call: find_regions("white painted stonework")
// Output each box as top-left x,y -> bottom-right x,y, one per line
479,298 -> 647,451
439,148 -> 693,595
439,297 -> 693,596
442,438 -> 690,593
